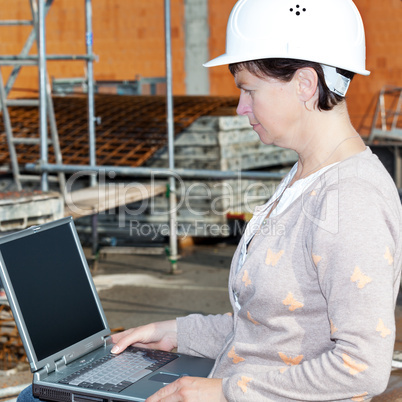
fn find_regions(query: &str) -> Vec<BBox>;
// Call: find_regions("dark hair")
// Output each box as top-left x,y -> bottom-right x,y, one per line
228,58 -> 355,111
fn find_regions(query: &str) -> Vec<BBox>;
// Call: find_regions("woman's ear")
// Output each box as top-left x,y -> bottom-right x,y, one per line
295,67 -> 318,103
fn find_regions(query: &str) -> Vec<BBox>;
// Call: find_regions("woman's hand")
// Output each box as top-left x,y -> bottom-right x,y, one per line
111,322 -> 226,401
111,320 -> 177,354
146,377 -> 226,402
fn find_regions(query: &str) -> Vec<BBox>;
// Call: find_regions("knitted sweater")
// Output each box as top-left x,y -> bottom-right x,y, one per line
177,148 -> 402,401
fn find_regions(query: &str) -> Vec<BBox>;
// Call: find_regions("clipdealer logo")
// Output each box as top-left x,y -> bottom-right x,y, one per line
129,219 -> 286,240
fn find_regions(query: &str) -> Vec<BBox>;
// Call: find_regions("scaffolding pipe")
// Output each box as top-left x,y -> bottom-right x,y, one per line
2,0 -> 53,96
164,0 -> 178,274
0,55 -> 96,62
0,60 -> 38,66
25,163 -> 286,180
0,71 -> 22,190
38,0 -> 48,191
0,20 -> 33,26
85,0 -> 97,187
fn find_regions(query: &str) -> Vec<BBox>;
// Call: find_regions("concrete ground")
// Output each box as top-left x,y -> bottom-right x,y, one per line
1,241 -> 402,400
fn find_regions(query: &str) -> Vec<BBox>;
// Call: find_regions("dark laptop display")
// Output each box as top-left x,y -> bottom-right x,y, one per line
0,223 -> 106,362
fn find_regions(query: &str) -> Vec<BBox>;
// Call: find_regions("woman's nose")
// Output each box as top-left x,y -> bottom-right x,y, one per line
236,93 -> 251,116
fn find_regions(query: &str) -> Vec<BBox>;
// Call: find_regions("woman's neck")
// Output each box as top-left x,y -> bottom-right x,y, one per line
292,106 -> 366,183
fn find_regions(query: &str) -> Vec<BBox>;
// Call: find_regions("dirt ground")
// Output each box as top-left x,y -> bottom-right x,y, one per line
1,241 -> 402,400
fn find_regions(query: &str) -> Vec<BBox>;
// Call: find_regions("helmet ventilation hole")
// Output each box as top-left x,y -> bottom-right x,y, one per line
289,5 -> 307,15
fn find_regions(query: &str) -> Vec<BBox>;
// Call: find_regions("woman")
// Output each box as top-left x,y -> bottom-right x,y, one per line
18,0 -> 402,401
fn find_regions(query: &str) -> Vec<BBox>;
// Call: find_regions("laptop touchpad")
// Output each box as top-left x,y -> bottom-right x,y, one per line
150,373 -> 182,383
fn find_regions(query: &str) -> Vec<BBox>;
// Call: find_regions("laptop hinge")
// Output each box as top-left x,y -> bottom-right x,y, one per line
103,335 -> 112,346
55,357 -> 67,371
34,365 -> 51,381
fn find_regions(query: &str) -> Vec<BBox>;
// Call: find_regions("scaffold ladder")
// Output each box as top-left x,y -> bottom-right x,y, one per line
369,86 -> 402,142
0,0 -> 65,194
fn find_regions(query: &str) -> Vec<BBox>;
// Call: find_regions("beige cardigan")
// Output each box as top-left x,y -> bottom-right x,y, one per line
177,148 -> 402,401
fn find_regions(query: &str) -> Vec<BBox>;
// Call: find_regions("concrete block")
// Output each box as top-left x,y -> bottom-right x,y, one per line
0,191 -> 64,232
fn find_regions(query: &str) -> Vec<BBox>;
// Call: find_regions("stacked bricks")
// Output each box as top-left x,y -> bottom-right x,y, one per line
91,115 -> 298,238
145,115 -> 298,171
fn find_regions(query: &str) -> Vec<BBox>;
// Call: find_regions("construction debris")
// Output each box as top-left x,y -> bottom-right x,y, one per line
0,304 -> 25,371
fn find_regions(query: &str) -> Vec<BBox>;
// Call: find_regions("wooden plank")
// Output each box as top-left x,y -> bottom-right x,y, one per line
0,191 -> 61,205
99,246 -> 165,258
64,183 -> 166,219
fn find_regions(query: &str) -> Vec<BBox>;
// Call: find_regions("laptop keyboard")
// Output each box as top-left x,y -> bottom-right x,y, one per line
59,347 -> 178,393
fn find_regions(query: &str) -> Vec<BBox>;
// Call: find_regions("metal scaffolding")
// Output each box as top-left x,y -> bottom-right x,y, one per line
0,0 -> 63,192
0,0 -> 99,197
0,0 -> 181,272
369,86 -> 402,143
368,86 -> 402,188
1,0 -> 285,273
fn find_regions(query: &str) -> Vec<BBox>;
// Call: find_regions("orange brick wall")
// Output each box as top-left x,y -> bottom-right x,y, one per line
348,0 -> 402,135
207,0 -> 238,96
0,0 -> 186,94
0,0 -> 400,135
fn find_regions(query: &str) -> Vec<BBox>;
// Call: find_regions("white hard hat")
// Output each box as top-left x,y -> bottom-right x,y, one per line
204,0 -> 370,78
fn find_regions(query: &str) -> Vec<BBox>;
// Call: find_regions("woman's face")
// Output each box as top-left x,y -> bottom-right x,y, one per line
235,68 -> 300,149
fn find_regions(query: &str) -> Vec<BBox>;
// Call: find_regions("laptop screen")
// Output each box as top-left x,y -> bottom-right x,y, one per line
0,222 -> 106,362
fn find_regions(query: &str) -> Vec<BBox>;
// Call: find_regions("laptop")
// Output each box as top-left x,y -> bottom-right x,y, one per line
0,216 -> 214,402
